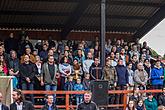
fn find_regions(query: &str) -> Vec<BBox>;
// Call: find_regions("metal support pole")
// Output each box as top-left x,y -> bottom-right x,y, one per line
100,0 -> 106,67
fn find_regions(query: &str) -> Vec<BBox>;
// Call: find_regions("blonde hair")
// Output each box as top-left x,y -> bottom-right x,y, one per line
158,105 -> 165,110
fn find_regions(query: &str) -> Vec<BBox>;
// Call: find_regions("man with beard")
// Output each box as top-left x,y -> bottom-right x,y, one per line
10,89 -> 34,110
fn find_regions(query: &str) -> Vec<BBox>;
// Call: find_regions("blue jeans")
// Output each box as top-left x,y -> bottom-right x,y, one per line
76,95 -> 83,105
22,82 -> 34,104
45,84 -> 57,103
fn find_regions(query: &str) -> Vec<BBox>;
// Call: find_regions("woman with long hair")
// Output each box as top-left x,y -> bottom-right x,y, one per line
0,55 -> 8,76
126,100 -> 137,110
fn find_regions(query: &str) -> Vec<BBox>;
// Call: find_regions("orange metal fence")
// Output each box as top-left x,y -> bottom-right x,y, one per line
22,89 -> 162,110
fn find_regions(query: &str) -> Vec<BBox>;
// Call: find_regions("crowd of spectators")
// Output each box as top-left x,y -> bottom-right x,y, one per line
0,32 -> 165,109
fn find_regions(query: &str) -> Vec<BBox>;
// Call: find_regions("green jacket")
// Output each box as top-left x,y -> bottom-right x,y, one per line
0,71 -> 5,76
144,98 -> 157,110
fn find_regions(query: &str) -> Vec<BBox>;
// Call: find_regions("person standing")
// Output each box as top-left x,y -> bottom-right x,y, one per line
126,100 -> 137,110
0,92 -> 9,110
158,87 -> 165,106
115,59 -> 129,104
151,60 -> 164,99
8,50 -> 20,89
4,33 -> 18,54
41,95 -> 58,110
19,54 -> 36,104
10,89 -> 34,110
59,56 -> 72,90
83,52 -> 94,74
74,78 -> 84,105
144,92 -> 158,110
77,91 -> 98,110
103,58 -> 117,104
89,57 -> 103,80
41,55 -> 60,103
151,60 -> 164,89
133,63 -> 148,90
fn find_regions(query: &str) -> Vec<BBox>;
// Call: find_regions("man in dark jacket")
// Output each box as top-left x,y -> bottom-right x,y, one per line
89,57 -> 103,80
41,55 -> 60,103
115,59 -> 129,87
19,54 -> 36,103
41,95 -> 58,110
4,33 -> 18,54
0,92 -> 9,110
115,59 -> 129,104
158,87 -> 165,106
10,89 -> 34,110
77,91 -> 98,110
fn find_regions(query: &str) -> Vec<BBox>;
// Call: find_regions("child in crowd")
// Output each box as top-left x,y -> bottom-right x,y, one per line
82,73 -> 91,90
74,78 -> 84,105
0,55 -> 8,76
64,76 -> 75,104
64,76 -> 75,91
136,99 -> 145,110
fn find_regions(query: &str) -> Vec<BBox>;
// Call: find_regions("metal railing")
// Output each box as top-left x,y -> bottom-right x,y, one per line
22,89 -> 162,110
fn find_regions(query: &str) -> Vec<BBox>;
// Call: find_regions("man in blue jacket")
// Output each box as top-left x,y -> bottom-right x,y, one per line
151,60 -> 164,88
151,60 -> 164,99
115,59 -> 129,104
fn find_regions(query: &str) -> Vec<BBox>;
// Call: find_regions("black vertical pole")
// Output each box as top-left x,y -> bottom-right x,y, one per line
100,0 -> 106,67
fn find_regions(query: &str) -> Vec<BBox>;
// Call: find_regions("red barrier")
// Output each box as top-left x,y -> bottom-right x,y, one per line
22,89 -> 162,110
